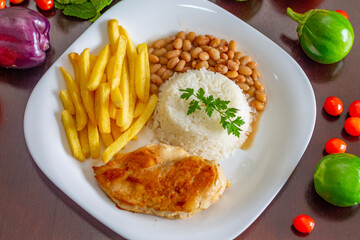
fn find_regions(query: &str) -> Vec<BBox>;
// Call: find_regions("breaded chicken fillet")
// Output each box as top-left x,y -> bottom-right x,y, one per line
93,143 -> 227,219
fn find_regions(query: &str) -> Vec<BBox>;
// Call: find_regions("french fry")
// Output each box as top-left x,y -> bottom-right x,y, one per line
88,122 -> 101,159
110,35 -> 127,107
61,110 -> 85,161
108,19 -> 120,54
59,90 -> 75,115
133,100 -> 147,118
111,87 -> 123,108
78,127 -> 91,159
60,67 -> 87,131
68,53 -> 80,84
106,56 -> 115,84
116,58 -> 131,129
102,94 -> 158,163
101,73 -> 107,84
100,132 -> 114,148
120,26 -> 137,130
90,54 -> 98,72
88,44 -> 110,91
79,48 -> 96,125
97,83 -> 111,133
135,43 -> 150,103
109,101 -> 117,119
110,119 -> 122,140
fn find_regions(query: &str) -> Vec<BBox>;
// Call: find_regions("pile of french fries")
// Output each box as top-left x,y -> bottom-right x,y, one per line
59,19 -> 158,163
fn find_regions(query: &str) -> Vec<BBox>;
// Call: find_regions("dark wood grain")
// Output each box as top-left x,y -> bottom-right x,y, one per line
1,0 -> 359,239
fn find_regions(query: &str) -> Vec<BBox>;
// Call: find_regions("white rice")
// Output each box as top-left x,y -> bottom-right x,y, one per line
151,68 -> 253,161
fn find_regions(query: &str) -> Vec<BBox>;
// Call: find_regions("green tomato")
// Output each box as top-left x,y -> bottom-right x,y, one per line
287,8 -> 354,64
314,153 -> 360,207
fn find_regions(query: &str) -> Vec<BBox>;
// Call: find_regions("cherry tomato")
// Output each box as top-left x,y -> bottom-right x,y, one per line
335,10 -> 349,20
325,138 -> 347,154
349,100 -> 360,118
344,117 -> 360,136
324,96 -> 343,116
9,0 -> 25,4
293,215 -> 315,233
35,0 -> 54,10
0,0 -> 6,9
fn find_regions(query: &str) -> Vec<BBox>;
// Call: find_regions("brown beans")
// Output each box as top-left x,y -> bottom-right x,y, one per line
153,48 -> 166,57
238,65 -> 252,76
183,40 -> 192,52
251,99 -> 265,111
208,48 -> 220,61
215,64 -> 228,74
162,69 -> 173,80
181,51 -> 191,62
148,31 -> 266,111
190,47 -> 203,59
151,74 -> 163,85
240,56 -> 252,66
228,40 -> 237,52
153,39 -> 167,49
226,70 -> 238,79
167,57 -> 180,70
227,60 -> 239,71
150,64 -> 161,74
149,54 -> 159,64
175,59 -> 186,72
150,83 -> 159,94
176,31 -> 186,40
186,32 -> 196,42
254,80 -> 264,91
195,35 -> 210,46
199,52 -> 210,61
174,38 -> 183,49
195,60 -> 209,69
166,49 -> 181,59
255,90 -> 267,103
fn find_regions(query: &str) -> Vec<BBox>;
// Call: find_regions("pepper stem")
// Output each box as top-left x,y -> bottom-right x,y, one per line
286,7 -> 305,23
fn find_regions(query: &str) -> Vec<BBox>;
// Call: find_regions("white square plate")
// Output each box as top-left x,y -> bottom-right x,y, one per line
24,0 -> 316,239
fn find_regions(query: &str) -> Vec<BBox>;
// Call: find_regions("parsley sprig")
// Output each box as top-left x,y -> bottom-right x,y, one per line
179,88 -> 245,137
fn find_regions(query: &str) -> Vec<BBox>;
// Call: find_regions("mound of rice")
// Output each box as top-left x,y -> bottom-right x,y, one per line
151,68 -> 253,161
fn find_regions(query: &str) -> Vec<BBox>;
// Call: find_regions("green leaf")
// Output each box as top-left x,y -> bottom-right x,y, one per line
188,100 -> 201,115
56,0 -> 87,4
89,12 -> 101,22
180,88 -> 194,100
196,88 -> 205,101
205,105 -> 214,117
63,2 -> 98,19
90,0 -> 112,13
54,1 -> 67,10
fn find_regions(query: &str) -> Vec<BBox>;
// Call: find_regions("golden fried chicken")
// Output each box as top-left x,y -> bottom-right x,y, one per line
93,143 -> 227,219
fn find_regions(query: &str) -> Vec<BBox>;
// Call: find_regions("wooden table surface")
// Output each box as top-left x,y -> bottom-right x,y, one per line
1,0 -> 359,239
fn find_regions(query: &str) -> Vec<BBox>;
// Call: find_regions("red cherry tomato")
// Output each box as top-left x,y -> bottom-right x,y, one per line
0,0 -> 6,9
349,100 -> 360,118
9,0 -> 25,4
325,138 -> 347,154
35,0 -> 54,10
335,10 -> 349,20
324,96 -> 343,116
344,117 -> 360,136
293,215 -> 315,233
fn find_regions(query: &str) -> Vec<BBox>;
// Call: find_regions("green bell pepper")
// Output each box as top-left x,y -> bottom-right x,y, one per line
287,8 -> 354,64
314,153 -> 360,207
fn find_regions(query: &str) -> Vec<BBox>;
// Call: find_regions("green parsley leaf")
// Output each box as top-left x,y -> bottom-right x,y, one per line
179,88 -> 245,137
180,88 -> 194,100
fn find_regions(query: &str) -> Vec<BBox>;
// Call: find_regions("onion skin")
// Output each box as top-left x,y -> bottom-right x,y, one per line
0,7 -> 50,69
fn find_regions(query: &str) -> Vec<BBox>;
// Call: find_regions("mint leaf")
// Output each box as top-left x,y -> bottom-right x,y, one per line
90,0 -> 112,13
63,2 -> 98,20
54,1 -> 67,10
